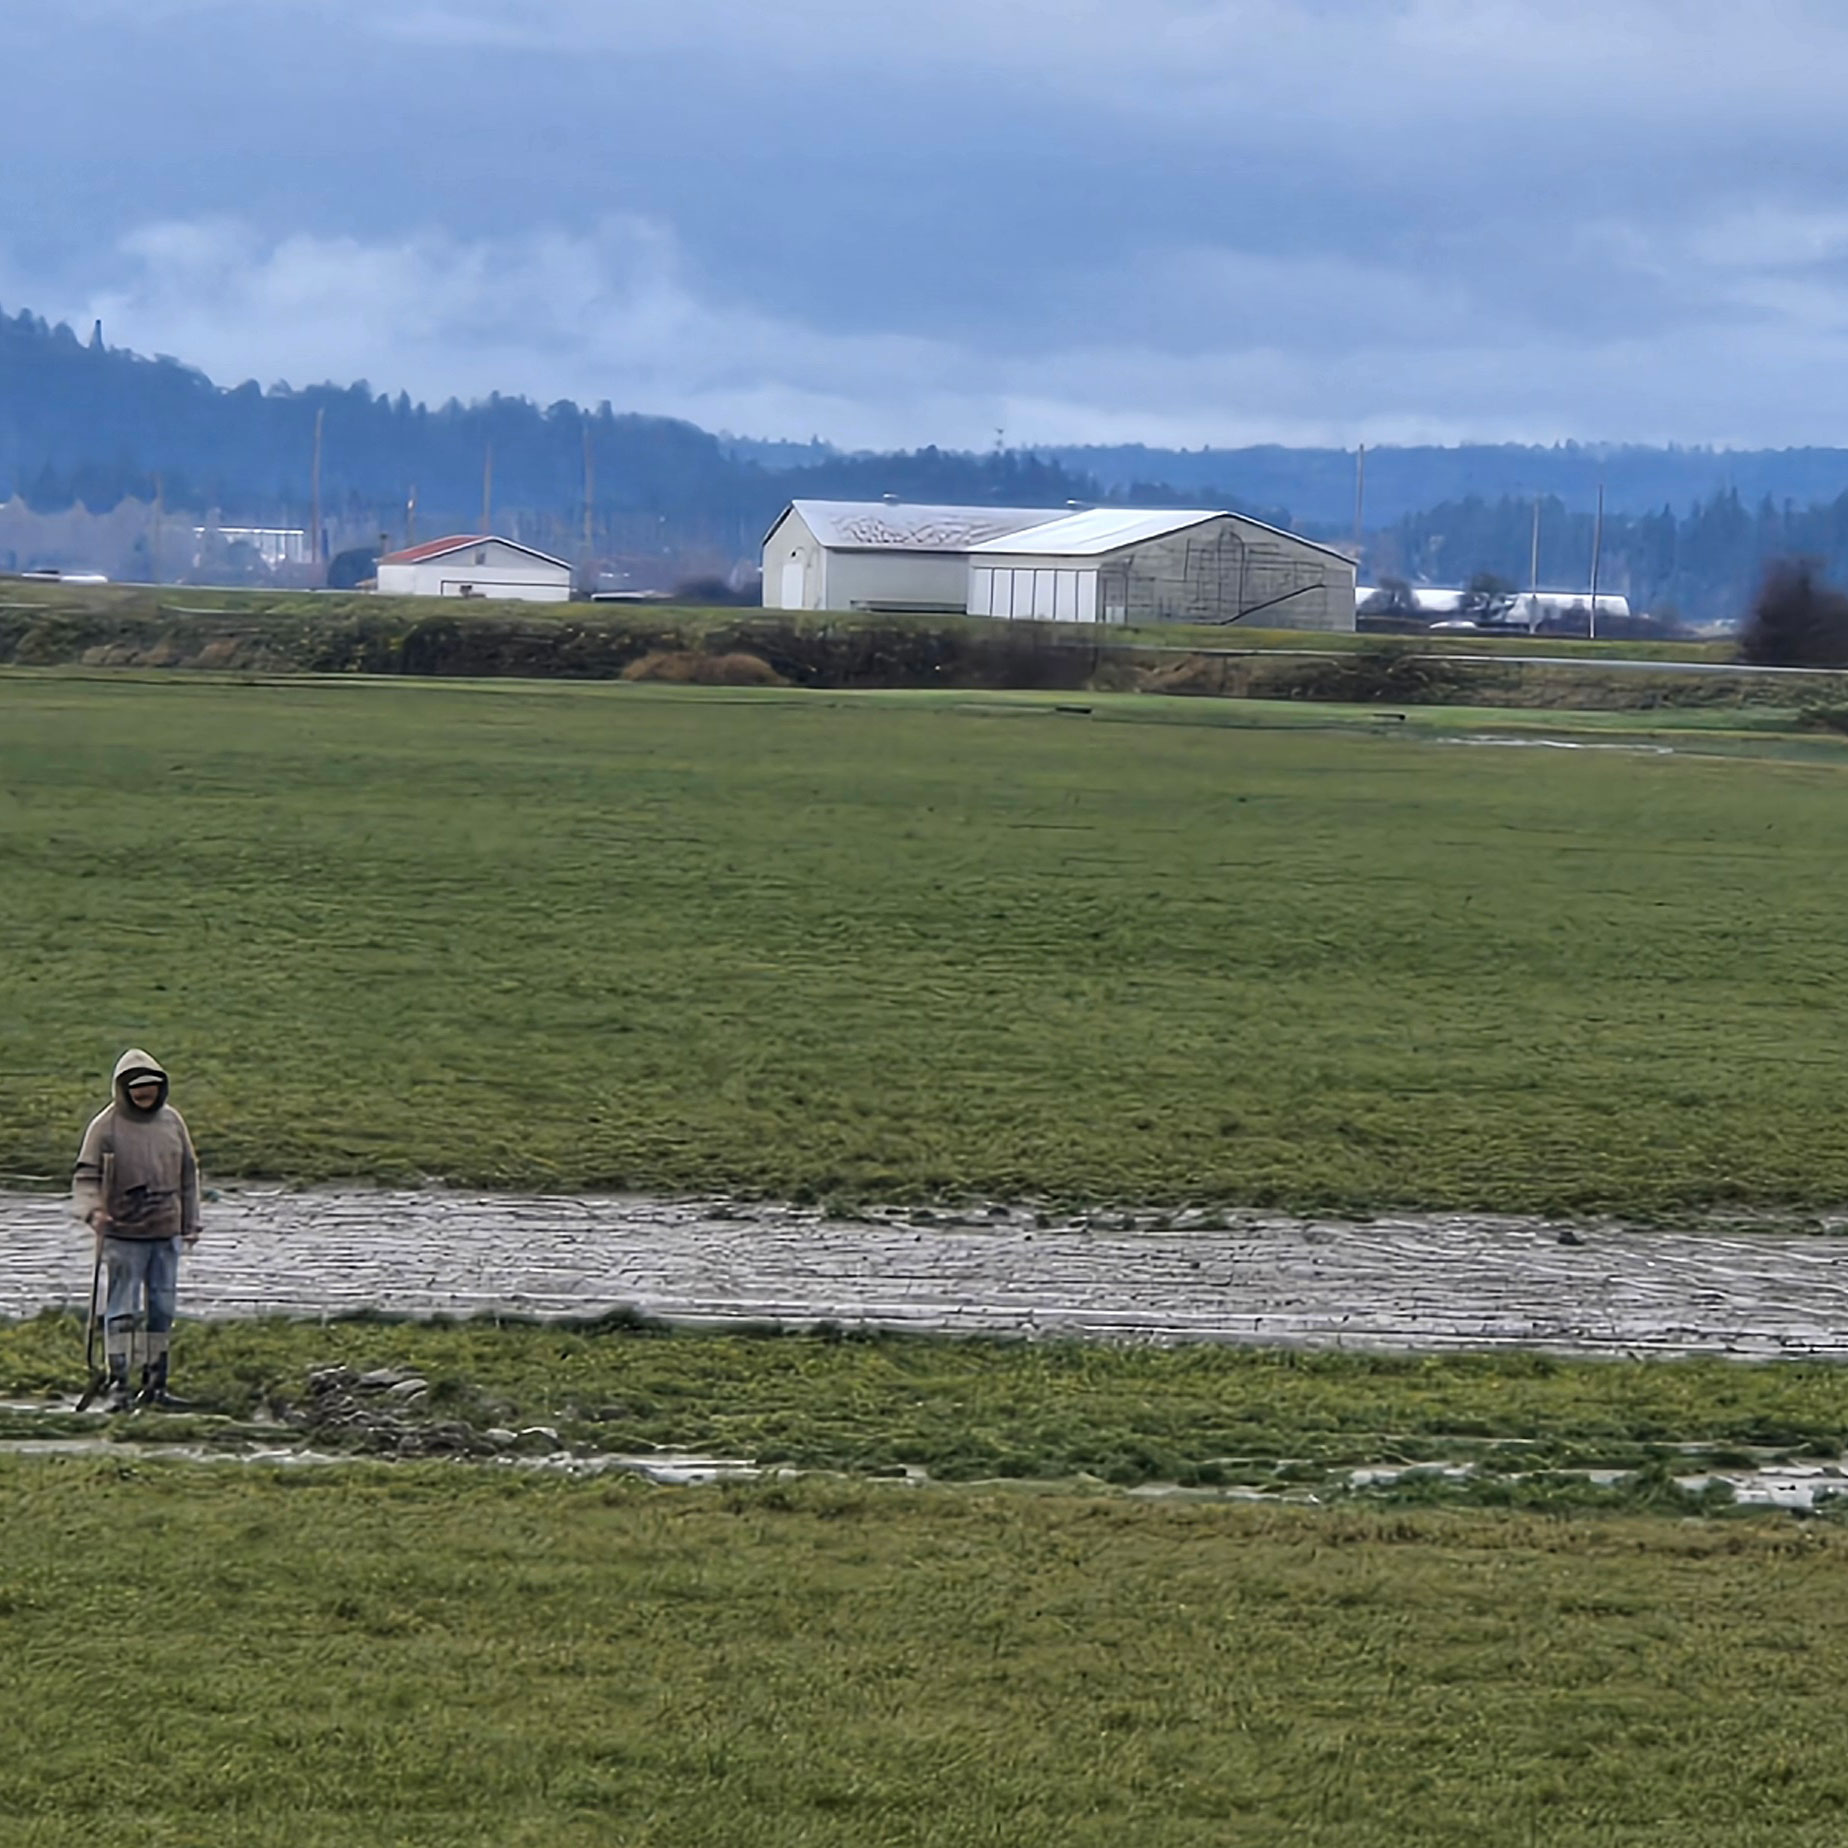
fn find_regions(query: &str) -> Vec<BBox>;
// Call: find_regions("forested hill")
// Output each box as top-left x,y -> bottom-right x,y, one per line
0,308 -> 1114,549
12,302 -> 1848,620
1028,444 -> 1848,527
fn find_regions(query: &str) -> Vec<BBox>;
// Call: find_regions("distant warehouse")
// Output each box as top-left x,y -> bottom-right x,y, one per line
763,500 -> 1070,613
376,534 -> 572,603
761,499 -> 1354,629
968,509 -> 1356,630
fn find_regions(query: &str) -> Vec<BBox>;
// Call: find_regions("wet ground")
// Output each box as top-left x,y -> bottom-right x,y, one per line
2,1417 -> 1839,1509
4,1184 -> 1848,1359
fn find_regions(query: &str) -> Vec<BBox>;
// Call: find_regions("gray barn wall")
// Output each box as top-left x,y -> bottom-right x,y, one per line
762,509 -> 824,609
762,518 -> 972,611
1097,518 -> 1354,630
821,549 -> 970,611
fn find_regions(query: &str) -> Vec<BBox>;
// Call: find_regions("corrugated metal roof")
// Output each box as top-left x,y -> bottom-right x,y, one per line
967,508 -> 1224,557
969,507 -> 1358,564
780,500 -> 1070,551
380,534 -> 571,570
382,533 -> 490,564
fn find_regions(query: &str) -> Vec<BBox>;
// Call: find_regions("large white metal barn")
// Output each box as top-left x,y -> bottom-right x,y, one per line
967,509 -> 1357,630
762,500 -> 1070,612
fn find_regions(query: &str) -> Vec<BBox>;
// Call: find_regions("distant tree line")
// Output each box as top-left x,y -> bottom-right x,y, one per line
1368,492 -> 1848,628
1033,442 -> 1848,529
0,306 -> 1273,563
8,301 -> 1848,621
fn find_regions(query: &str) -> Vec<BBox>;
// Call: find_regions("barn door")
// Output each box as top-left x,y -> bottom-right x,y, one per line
780,553 -> 806,609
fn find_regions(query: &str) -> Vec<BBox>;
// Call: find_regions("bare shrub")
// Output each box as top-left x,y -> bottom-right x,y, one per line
1739,560 -> 1848,667
1138,655 -> 1242,697
620,649 -> 788,686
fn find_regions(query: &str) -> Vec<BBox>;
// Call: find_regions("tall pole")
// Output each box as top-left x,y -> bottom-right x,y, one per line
1352,442 -> 1366,570
582,423 -> 595,568
405,482 -> 417,549
1588,482 -> 1605,642
310,405 -> 324,579
151,473 -> 163,584
481,441 -> 493,536
1530,495 -> 1541,593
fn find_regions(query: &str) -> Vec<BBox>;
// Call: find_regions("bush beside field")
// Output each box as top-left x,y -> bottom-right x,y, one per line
0,579 -> 1795,711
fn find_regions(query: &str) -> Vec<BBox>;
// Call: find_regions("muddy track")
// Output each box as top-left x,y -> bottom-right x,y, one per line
4,1187 -> 1847,1359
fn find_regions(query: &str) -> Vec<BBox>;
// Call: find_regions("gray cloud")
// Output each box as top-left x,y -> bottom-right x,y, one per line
9,0 -> 1848,447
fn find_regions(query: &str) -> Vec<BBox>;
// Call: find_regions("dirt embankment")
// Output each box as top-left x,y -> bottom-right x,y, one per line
0,584 -> 1104,690
0,581 -> 1800,709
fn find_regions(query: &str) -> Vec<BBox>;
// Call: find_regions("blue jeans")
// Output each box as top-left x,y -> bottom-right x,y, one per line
104,1236 -> 180,1336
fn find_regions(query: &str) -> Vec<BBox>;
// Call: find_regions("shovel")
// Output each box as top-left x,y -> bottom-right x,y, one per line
73,1152 -> 111,1412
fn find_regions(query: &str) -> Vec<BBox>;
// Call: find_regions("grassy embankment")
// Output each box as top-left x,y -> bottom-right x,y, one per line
6,672 -> 1848,1215
8,1463 -> 1848,1846
7,1313 -> 1848,1500
0,576 -> 1800,709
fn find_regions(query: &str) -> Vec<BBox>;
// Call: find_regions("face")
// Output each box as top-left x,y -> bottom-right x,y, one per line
127,1079 -> 162,1110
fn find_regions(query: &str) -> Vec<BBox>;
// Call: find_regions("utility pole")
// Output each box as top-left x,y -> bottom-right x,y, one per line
1530,495 -> 1541,593
481,441 -> 493,536
1352,443 -> 1366,572
580,425 -> 595,569
151,473 -> 163,584
309,405 -> 324,581
1588,482 -> 1605,642
405,482 -> 417,549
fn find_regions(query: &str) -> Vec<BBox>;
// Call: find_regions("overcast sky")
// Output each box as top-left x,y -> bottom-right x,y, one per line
9,0 -> 1848,450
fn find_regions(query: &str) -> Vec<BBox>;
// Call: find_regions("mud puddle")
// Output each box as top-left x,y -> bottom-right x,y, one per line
3,1397 -> 1840,1511
10,1183 -> 1848,1360
1344,1460 -> 1848,1510
1438,736 -> 1676,755
0,1421 -> 762,1484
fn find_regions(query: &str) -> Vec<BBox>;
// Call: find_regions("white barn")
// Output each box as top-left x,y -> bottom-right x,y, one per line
967,509 -> 1356,630
762,500 -> 1070,612
1356,586 -> 1634,631
376,534 -> 573,603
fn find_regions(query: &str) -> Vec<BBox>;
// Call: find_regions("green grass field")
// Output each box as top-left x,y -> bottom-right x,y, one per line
12,668 -> 1848,1840
7,1314 -> 1848,1498
7,1462 -> 1848,1846
6,671 -> 1848,1214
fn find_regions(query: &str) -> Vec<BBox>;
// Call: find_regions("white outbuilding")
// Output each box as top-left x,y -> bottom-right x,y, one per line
967,509 -> 1356,630
376,534 -> 573,603
762,500 -> 1070,612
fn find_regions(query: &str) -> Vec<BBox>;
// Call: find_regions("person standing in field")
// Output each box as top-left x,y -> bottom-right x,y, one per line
71,1049 -> 202,1412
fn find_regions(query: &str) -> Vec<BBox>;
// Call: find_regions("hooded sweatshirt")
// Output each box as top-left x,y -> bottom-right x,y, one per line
72,1049 -> 202,1242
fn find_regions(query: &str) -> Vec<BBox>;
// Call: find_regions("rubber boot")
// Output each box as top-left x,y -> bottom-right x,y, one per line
139,1351 -> 191,1412
103,1354 -> 134,1414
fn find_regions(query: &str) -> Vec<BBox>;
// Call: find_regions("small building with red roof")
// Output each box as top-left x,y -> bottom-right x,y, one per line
376,534 -> 573,603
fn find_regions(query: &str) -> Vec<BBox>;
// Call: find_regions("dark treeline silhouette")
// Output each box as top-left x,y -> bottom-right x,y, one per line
11,302 -> 1848,620
1368,492 -> 1848,627
0,307 -> 1245,560
757,438 -> 1848,528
